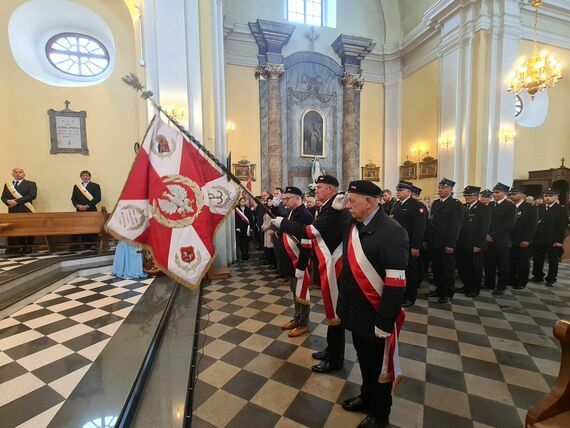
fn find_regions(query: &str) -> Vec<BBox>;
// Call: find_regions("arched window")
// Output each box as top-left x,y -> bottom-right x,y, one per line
515,94 -> 523,117
46,32 -> 110,77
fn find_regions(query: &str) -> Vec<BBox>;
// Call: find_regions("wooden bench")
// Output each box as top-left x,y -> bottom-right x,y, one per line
0,210 -> 111,252
526,320 -> 570,427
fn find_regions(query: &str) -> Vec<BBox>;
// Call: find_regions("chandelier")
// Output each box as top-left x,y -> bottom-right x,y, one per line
507,0 -> 563,98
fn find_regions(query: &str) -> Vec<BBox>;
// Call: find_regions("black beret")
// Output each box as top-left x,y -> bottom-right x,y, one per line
508,187 -> 524,195
284,186 -> 303,197
463,185 -> 481,196
439,178 -> 455,188
315,175 -> 339,187
480,189 -> 492,197
493,182 -> 510,193
347,180 -> 382,198
411,185 -> 422,195
543,187 -> 559,196
396,182 -> 413,191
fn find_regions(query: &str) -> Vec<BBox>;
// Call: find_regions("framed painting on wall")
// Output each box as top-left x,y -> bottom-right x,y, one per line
232,159 -> 256,182
362,162 -> 380,182
301,108 -> 325,158
399,160 -> 417,181
419,156 -> 438,179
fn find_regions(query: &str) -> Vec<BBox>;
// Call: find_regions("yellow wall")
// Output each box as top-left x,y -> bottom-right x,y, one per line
225,64 -> 262,195
360,82 -> 384,177
401,60 -> 440,196
514,40 -> 570,179
0,0 -> 142,213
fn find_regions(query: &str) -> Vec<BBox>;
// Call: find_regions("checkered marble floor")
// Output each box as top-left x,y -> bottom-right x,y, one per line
0,250 -> 97,273
192,259 -> 569,428
0,272 -> 153,427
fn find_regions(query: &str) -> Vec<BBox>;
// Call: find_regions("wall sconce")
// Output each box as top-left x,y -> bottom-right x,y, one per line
411,143 -> 429,161
226,121 -> 236,134
164,105 -> 186,120
439,133 -> 455,150
133,2 -> 145,66
499,127 -> 516,144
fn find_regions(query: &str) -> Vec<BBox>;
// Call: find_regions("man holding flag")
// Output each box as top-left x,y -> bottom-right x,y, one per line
105,115 -> 241,287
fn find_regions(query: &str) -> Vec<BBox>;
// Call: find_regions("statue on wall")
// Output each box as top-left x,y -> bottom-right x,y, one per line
311,157 -> 325,182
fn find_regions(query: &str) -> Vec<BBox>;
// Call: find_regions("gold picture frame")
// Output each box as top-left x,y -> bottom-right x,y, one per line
419,156 -> 438,179
300,108 -> 325,158
399,160 -> 417,181
232,159 -> 256,181
361,162 -> 380,182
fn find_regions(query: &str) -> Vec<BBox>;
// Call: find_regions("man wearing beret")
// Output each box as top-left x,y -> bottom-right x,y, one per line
391,182 -> 426,307
273,175 -> 346,373
332,180 -> 408,428
425,178 -> 464,303
531,188 -> 567,287
274,186 -> 314,337
483,183 -> 517,295
508,187 -> 537,289
455,186 -> 490,297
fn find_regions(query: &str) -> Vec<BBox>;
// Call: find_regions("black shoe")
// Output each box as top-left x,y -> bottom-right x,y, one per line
492,288 -> 504,295
465,291 -> 479,297
530,276 -> 543,283
402,299 -> 415,308
454,286 -> 465,293
426,289 -> 442,298
311,360 -> 342,373
546,281 -> 555,287
312,350 -> 328,360
358,415 -> 389,428
513,285 -> 525,290
438,295 -> 452,304
341,395 -> 366,412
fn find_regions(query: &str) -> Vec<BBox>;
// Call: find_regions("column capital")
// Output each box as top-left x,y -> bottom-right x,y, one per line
332,34 -> 375,74
340,72 -> 364,90
255,63 -> 285,80
249,19 -> 295,64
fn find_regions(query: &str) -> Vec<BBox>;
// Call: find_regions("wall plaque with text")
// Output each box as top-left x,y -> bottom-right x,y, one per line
48,101 -> 88,155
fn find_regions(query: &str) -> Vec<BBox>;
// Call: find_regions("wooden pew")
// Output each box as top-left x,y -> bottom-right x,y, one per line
0,210 -> 111,252
526,320 -> 570,427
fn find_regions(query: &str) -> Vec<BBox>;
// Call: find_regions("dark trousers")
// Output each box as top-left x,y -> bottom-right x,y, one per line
509,245 -> 531,287
456,249 -> 484,293
352,333 -> 392,420
416,255 -> 424,288
532,243 -> 561,283
236,234 -> 249,260
263,248 -> 275,266
7,237 -> 33,254
404,253 -> 419,302
429,249 -> 455,297
484,244 -> 510,290
325,324 -> 345,365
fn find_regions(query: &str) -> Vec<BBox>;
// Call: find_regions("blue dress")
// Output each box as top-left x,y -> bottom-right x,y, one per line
112,241 -> 148,279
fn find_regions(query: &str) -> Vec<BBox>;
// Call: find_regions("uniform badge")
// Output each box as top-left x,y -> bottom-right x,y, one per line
419,208 -> 424,214
150,134 -> 177,158
150,175 -> 204,228
175,245 -> 202,272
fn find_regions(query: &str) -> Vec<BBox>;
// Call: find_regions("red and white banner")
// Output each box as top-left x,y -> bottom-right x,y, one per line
347,224 -> 406,384
282,233 -> 313,305
106,116 -> 240,288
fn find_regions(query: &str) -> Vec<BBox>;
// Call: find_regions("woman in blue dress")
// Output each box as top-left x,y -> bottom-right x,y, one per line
112,240 -> 148,279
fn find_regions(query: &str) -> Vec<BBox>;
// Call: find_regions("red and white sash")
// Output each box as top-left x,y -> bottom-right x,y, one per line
347,224 -> 406,384
306,224 -> 343,325
235,208 -> 251,236
282,233 -> 313,305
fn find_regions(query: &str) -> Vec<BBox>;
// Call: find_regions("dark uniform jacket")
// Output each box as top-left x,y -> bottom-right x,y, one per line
383,198 -> 397,215
457,201 -> 491,250
488,199 -> 516,247
337,209 -> 408,338
511,201 -> 538,245
1,180 -> 37,213
71,182 -> 101,212
533,203 -> 567,245
426,196 -> 464,249
391,197 -> 426,250
235,207 -> 254,236
275,204 -> 313,277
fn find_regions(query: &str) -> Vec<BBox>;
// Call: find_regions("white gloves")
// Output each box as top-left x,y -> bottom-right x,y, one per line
295,269 -> 305,279
375,326 -> 391,339
332,193 -> 346,210
270,217 -> 283,230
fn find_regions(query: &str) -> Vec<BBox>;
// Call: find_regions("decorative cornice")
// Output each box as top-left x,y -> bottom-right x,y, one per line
520,0 -> 570,25
255,63 -> 285,80
340,72 -> 364,90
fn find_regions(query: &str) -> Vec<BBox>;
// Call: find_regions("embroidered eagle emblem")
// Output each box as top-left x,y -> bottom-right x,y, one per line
158,185 -> 195,215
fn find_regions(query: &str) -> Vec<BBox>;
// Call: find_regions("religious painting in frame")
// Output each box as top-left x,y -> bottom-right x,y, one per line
362,162 -> 380,182
419,156 -> 438,179
399,160 -> 417,181
48,101 -> 88,155
232,159 -> 256,182
301,108 -> 325,158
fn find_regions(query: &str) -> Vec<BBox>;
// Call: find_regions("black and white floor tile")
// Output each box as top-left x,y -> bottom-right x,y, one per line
0,272 -> 153,427
0,250 -> 97,273
192,259 -> 569,428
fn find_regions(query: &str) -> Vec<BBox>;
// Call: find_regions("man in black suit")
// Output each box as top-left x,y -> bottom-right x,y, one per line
391,182 -> 426,307
455,186 -> 490,297
412,185 -> 430,287
484,182 -> 517,295
71,170 -> 102,248
531,188 -> 567,287
275,175 -> 346,373
425,178 -> 464,303
508,187 -> 537,289
382,189 -> 396,215
274,186 -> 313,337
2,167 -> 38,254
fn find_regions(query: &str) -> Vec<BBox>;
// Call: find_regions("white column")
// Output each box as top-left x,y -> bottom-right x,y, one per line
383,58 -> 402,191
184,0 -> 204,141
